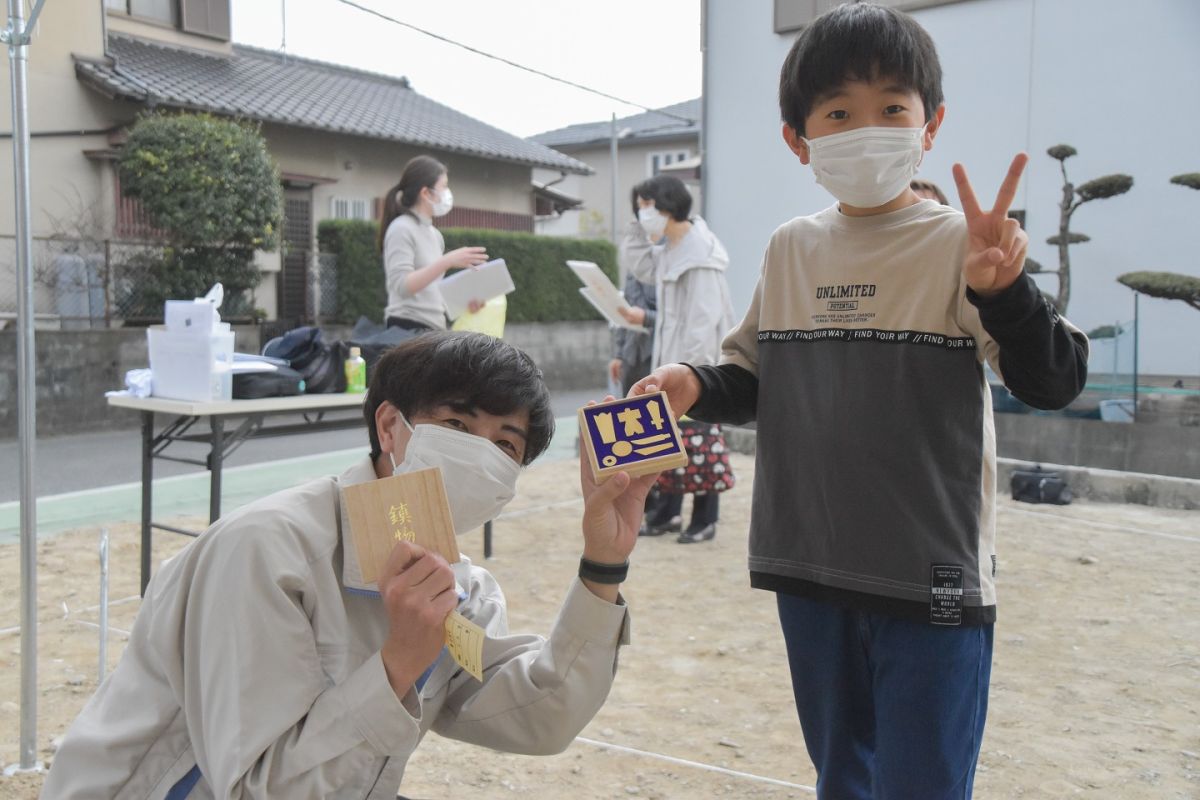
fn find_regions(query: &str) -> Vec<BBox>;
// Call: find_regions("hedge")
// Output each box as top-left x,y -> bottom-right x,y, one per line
318,220 -> 619,324
317,219 -> 383,324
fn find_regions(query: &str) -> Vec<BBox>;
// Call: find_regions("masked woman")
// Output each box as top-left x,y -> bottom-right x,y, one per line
380,155 -> 487,332
621,174 -> 736,544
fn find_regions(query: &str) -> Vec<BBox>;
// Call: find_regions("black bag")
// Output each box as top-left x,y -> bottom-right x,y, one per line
1010,466 -> 1073,505
262,326 -> 347,394
233,366 -> 306,399
346,316 -> 418,381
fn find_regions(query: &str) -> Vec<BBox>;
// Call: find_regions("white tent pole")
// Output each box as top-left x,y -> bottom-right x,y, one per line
3,0 -> 48,774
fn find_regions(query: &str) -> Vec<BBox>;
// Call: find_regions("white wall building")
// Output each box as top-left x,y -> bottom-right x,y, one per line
702,0 -> 1200,378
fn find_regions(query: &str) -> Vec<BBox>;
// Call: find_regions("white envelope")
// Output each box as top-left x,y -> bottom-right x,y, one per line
438,258 -> 516,320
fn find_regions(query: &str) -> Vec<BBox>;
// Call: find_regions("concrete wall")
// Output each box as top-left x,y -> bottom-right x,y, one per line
0,321 -> 610,438
704,0 -> 1200,378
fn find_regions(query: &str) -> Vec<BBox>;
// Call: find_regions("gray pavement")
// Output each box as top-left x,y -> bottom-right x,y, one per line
0,386 -> 604,502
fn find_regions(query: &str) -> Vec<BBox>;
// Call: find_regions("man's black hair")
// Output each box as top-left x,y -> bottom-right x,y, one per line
632,174 -> 693,222
364,331 -> 554,465
779,2 -> 944,137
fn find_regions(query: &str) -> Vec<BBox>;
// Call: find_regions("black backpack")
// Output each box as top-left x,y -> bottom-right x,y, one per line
232,366 -> 306,399
262,326 -> 347,394
1010,466 -> 1073,505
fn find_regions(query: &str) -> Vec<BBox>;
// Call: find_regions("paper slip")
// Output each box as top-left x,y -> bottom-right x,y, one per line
438,258 -> 515,320
579,288 -> 644,331
566,260 -> 642,331
342,468 -> 487,682
445,609 -> 485,681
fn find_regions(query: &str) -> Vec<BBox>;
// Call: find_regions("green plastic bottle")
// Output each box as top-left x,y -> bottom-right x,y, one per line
344,346 -> 367,394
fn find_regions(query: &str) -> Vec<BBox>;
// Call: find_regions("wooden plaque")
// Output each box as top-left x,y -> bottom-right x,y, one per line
342,467 -> 460,584
578,391 -> 688,481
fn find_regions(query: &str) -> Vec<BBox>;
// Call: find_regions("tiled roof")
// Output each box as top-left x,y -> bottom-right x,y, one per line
528,98 -> 700,149
75,34 -> 592,175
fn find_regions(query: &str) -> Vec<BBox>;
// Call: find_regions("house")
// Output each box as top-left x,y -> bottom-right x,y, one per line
701,0 -> 1200,378
0,0 -> 590,325
528,98 -> 700,241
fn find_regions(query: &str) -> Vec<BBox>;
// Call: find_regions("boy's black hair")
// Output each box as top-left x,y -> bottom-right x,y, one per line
779,3 -> 944,137
364,331 -> 554,465
632,174 -> 693,222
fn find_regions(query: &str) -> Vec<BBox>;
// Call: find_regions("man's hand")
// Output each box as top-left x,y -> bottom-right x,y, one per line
378,541 -> 458,698
627,364 -> 701,420
953,153 -> 1030,297
577,418 -> 659,602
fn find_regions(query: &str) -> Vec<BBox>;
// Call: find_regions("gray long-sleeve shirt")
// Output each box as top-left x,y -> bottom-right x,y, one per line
383,212 -> 449,330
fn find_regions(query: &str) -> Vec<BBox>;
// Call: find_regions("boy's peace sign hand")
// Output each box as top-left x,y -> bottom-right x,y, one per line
953,153 -> 1030,297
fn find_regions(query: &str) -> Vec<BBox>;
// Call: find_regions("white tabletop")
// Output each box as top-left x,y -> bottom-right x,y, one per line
106,392 -> 366,417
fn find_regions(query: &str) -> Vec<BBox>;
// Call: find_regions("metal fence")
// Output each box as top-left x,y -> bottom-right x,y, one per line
0,236 -> 341,329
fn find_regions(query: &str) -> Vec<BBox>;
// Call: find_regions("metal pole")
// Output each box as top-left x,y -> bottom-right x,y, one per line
98,528 -> 109,684
1132,293 -> 1139,422
5,0 -> 42,773
610,113 -> 618,249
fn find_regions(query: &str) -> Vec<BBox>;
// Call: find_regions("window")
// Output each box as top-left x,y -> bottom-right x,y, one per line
108,0 -> 230,40
647,149 -> 691,177
330,197 -> 370,221
773,0 -> 973,34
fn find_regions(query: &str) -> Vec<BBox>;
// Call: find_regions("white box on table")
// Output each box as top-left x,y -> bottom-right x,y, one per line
147,325 -> 235,402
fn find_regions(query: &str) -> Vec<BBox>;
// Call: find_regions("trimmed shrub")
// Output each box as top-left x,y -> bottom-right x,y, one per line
441,228 -> 617,323
319,221 -> 619,324
117,113 -> 282,318
318,219 -> 384,323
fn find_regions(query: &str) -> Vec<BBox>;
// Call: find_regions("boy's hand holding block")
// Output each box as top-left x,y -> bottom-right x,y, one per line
342,467 -> 485,681
578,391 -> 688,481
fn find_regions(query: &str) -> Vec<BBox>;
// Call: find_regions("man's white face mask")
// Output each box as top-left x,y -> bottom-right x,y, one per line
390,411 -> 520,535
803,126 -> 926,209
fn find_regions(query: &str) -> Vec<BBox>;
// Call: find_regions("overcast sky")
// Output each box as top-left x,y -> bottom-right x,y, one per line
232,0 -> 703,139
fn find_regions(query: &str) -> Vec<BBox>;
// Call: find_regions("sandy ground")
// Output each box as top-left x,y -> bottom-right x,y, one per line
2,452 -> 1199,798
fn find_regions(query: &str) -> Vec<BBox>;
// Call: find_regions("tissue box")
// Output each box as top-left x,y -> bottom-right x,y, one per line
147,325 -> 235,402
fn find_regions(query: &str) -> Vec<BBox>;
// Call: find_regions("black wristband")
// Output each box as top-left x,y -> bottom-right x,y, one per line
579,557 -> 629,585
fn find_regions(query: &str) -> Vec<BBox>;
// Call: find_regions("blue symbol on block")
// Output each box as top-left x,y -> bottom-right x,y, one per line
581,394 -> 682,472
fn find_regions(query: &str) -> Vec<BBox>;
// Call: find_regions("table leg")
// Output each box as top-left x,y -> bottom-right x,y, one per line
209,416 -> 224,524
484,520 -> 493,559
140,410 -> 154,597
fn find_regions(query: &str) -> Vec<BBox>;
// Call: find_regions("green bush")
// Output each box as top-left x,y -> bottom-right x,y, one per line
441,228 -> 618,323
117,113 -> 282,318
318,221 -> 619,324
317,219 -> 384,323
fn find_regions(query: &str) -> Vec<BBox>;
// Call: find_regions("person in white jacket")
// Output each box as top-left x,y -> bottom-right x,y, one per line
621,175 -> 737,545
42,331 -> 657,799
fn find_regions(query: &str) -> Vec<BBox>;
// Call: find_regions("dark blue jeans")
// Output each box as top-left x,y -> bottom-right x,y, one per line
776,593 -> 993,800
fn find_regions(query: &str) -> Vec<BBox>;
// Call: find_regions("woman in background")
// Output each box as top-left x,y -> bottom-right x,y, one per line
622,175 -> 736,544
379,155 -> 487,332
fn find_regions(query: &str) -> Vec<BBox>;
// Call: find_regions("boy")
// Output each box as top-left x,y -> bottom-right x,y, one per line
44,332 -> 656,799
632,4 -> 1088,798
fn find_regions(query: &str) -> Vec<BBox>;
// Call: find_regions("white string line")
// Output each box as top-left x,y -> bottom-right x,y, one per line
574,736 -> 816,793
0,595 -> 142,637
1000,506 -> 1200,544
495,498 -> 583,521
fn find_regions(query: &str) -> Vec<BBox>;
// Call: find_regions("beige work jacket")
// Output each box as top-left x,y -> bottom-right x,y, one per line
41,457 -> 630,798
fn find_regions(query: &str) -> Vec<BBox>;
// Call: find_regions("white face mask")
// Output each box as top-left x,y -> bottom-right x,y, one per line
803,126 -> 926,209
430,187 -> 453,217
638,205 -> 668,239
390,412 -> 520,535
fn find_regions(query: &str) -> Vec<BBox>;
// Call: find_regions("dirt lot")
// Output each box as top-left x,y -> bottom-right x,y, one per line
2,452 -> 1199,798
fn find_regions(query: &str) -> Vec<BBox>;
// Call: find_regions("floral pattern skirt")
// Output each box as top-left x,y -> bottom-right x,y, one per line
656,421 -> 736,495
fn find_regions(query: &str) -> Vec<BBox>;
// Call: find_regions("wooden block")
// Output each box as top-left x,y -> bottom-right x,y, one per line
342,467 -> 459,584
578,391 -> 688,481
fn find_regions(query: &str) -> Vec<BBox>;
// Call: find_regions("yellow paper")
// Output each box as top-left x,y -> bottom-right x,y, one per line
444,609 -> 485,681
451,295 -> 507,339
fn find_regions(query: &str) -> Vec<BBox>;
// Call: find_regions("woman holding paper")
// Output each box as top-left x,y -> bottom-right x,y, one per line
379,155 -> 488,332
621,174 -> 736,544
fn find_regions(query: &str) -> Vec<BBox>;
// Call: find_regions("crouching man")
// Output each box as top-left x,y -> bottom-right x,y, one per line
43,331 -> 655,798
